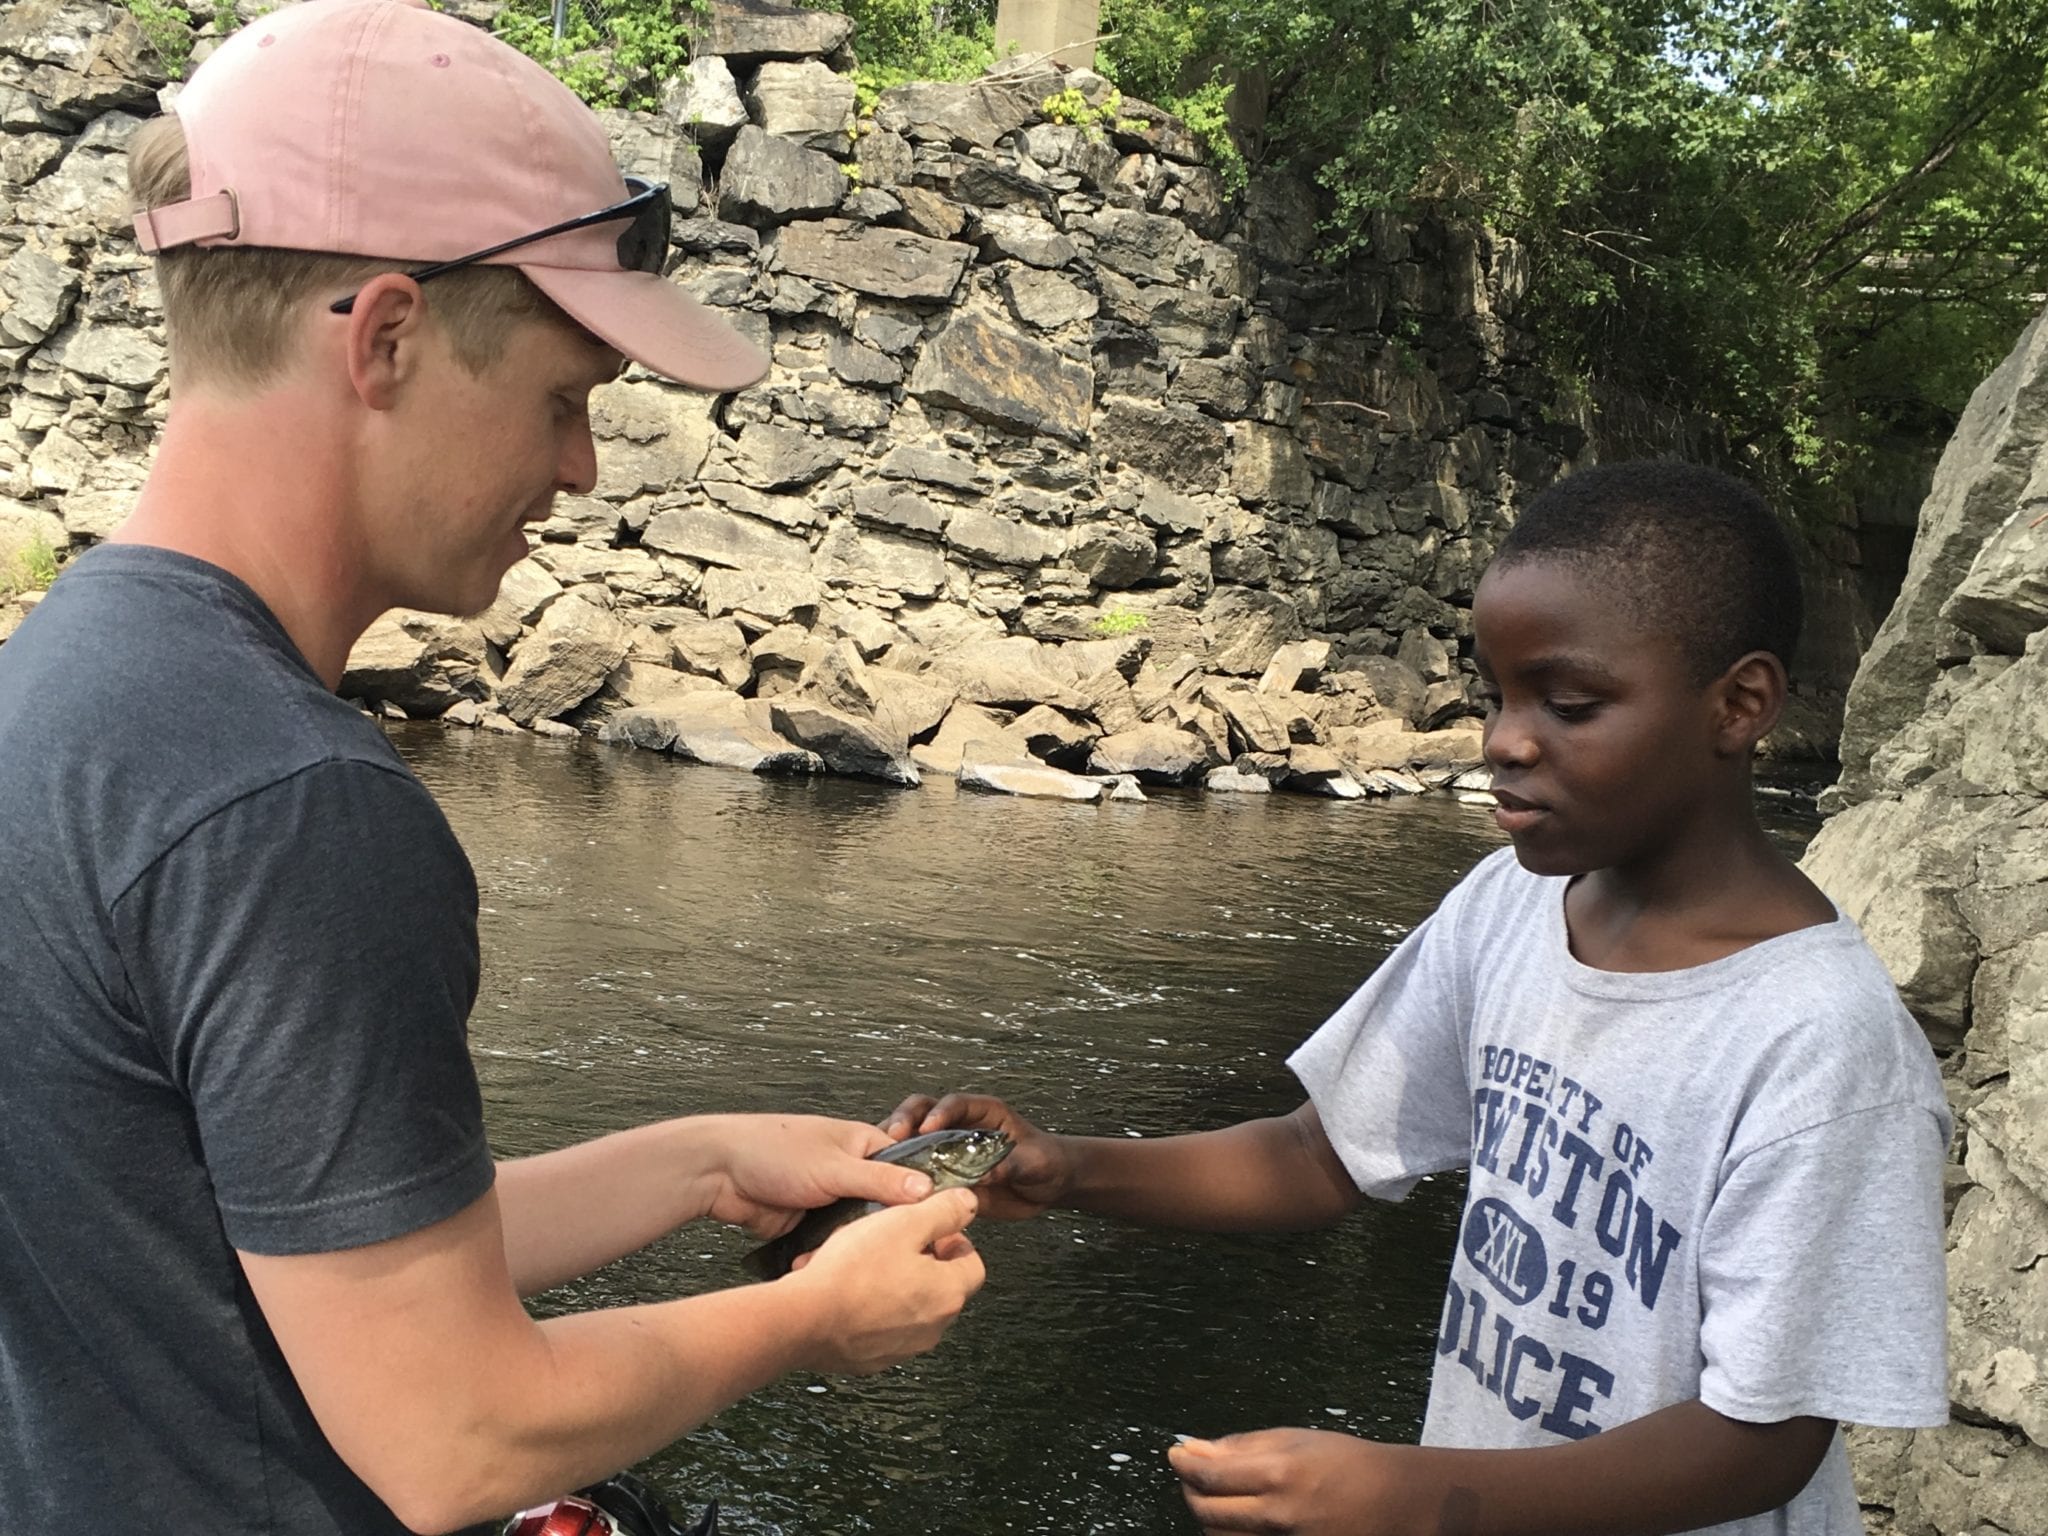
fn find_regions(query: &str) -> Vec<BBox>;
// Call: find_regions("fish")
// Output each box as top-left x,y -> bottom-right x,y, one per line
742,1128 -> 1014,1281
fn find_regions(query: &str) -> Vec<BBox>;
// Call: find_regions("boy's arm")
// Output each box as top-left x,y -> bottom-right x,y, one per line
1171,1400 -> 1836,1535
884,1095 -> 1362,1230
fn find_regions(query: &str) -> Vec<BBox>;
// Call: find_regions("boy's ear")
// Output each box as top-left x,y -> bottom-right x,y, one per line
1713,651 -> 1787,755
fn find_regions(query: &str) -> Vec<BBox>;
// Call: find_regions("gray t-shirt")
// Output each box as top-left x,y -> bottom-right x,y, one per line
0,545 -> 496,1533
1291,847 -> 1951,1536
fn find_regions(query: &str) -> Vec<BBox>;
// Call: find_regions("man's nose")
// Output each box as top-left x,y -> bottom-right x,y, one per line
558,421 -> 598,497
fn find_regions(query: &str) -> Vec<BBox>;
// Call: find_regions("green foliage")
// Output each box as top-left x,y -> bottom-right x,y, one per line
1108,0 -> 2048,517
3,535 -> 59,602
125,0 -> 195,78
493,0 -> 701,109
1090,608 -> 1148,638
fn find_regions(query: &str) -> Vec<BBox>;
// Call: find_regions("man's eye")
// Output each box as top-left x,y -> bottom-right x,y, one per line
1547,699 -> 1599,722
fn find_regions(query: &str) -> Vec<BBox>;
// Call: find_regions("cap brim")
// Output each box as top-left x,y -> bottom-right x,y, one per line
520,265 -> 769,392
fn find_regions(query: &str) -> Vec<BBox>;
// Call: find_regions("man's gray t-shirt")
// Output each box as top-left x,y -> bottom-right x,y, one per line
1291,847 -> 1951,1535
0,545 -> 497,1533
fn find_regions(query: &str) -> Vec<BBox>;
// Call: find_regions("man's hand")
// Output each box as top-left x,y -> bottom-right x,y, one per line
701,1114 -> 935,1239
783,1187 -> 986,1374
1171,1429 -> 1404,1536
882,1091 -> 1074,1219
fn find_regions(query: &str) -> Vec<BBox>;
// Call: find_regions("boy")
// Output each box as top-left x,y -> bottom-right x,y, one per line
888,461 -> 1950,1535
0,3 -> 982,1532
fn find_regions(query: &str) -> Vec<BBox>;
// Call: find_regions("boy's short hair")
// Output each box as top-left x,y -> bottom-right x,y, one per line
1493,460 -> 1805,682
129,115 -> 556,390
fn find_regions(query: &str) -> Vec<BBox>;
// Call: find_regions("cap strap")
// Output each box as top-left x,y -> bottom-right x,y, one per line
132,189 -> 240,253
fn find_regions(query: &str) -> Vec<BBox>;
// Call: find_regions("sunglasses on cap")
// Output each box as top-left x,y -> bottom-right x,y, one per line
329,176 -> 672,315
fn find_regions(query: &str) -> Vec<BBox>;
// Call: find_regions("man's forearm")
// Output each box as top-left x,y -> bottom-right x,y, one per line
1061,1109 -> 1360,1231
495,1118 -> 728,1295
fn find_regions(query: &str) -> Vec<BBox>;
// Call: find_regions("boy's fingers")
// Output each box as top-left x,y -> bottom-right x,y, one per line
920,1092 -> 1006,1134
1169,1437 -> 1271,1497
1178,1493 -> 1275,1535
879,1096 -> 936,1139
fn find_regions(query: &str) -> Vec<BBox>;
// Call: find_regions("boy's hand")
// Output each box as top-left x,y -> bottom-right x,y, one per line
782,1188 -> 985,1374
1170,1429 -> 1406,1536
881,1092 -> 1073,1219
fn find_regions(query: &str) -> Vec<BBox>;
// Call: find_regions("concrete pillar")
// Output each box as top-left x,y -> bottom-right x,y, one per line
994,0 -> 1102,70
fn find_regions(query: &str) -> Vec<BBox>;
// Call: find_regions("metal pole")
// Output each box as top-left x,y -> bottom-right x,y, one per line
552,0 -> 567,41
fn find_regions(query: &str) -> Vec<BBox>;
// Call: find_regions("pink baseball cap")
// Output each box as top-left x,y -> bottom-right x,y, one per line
130,0 -> 768,392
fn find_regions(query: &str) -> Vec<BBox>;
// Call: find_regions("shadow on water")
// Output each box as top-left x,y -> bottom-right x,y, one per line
392,728 -> 1818,1535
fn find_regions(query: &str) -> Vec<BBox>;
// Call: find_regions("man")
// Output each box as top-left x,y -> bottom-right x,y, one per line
0,2 -> 985,1531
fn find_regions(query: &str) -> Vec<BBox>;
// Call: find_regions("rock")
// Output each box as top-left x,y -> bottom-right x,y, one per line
913,699 -> 1017,776
909,309 -> 1093,442
851,483 -> 949,538
769,696 -> 920,784
893,185 -> 968,241
476,559 -> 564,650
745,59 -> 855,149
1838,312 -> 2048,798
670,615 -> 754,689
718,125 -> 845,223
773,219 -> 974,300
1283,743 -> 1366,798
660,56 -> 748,144
1946,491 -> 2048,655
1233,421 -> 1313,507
714,421 -> 846,491
1259,639 -> 1331,695
1330,719 -> 1486,774
1002,267 -> 1098,330
1201,586 -> 1304,676
56,321 -> 164,391
1203,682 -> 1291,755
698,0 -> 853,62
340,610 -> 492,717
959,756 -> 1107,801
1205,765 -> 1273,793
872,74 -> 1051,150
975,211 -> 1077,268
643,503 -> 812,571
598,108 -> 704,210
1088,723 -> 1215,785
0,245 -> 80,347
878,444 -> 983,494
495,596 -> 632,726
813,521 -> 948,598
699,569 -> 824,629
1005,703 -> 1099,769
938,636 -> 1087,712
828,332 -> 902,387
604,690 -> 825,775
799,636 -> 881,716
868,665 -> 956,743
1067,525 -> 1155,589
946,505 -> 1064,567
1092,397 -> 1227,493
1075,666 -> 1144,734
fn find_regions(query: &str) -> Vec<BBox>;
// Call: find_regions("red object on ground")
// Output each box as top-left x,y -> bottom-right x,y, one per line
502,1496 -> 620,1536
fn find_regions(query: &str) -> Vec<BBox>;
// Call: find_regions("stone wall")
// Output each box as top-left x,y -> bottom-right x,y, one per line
1804,313 -> 2048,1533
1,0 -> 1580,800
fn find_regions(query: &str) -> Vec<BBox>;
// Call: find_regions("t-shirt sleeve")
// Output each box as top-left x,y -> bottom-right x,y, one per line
113,757 -> 494,1255
1287,900 -> 1473,1201
1696,1102 -> 1951,1428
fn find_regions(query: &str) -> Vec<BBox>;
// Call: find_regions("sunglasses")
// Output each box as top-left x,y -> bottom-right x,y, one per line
329,176 -> 671,315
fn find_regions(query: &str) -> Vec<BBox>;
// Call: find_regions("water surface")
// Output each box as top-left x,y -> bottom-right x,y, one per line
393,729 -> 1803,1535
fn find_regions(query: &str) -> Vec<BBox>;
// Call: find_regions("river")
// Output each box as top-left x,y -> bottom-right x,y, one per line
393,727 -> 1811,1536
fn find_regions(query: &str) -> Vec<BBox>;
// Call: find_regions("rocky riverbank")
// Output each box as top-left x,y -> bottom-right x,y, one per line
1805,312 -> 2048,1533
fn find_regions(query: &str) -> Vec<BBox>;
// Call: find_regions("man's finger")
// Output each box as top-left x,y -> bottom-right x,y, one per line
831,1148 -> 934,1206
880,1184 -> 977,1245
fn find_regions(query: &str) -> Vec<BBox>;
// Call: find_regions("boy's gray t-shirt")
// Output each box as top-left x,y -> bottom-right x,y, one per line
1291,847 -> 1951,1536
0,545 -> 496,1533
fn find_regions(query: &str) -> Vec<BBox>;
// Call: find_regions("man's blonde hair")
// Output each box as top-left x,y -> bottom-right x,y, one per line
129,115 -> 563,390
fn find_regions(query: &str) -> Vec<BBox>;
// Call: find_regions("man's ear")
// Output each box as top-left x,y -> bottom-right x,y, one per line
340,274 -> 431,411
1714,650 -> 1787,756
